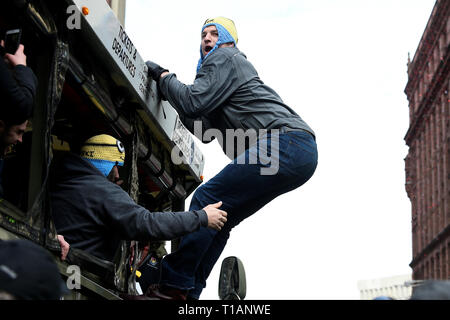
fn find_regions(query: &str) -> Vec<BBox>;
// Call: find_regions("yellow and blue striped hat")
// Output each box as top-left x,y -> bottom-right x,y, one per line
197,17 -> 238,72
80,134 -> 125,177
203,17 -> 238,45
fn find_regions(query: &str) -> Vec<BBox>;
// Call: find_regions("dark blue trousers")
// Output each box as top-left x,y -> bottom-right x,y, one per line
160,131 -> 318,298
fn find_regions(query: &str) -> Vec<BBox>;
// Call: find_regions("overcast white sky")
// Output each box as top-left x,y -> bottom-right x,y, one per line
125,0 -> 436,299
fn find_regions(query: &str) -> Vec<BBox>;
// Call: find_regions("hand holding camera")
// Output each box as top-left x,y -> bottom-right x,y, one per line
1,29 -> 27,67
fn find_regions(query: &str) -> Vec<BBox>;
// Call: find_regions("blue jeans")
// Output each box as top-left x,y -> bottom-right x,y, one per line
160,130 -> 318,298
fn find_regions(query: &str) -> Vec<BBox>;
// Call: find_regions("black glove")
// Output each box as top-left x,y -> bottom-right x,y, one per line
146,60 -> 168,82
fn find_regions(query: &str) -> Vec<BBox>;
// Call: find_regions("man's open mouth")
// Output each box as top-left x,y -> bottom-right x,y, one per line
205,46 -> 213,53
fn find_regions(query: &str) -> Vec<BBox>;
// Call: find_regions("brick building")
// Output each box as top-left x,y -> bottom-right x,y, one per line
404,0 -> 449,280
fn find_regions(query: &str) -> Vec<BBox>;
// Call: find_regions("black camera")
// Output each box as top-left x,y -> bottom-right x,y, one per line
4,29 -> 22,55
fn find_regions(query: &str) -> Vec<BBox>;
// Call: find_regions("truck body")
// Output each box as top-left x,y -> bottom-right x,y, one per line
0,0 -> 205,299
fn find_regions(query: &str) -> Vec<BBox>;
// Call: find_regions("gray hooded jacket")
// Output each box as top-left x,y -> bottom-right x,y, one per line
159,46 -> 315,158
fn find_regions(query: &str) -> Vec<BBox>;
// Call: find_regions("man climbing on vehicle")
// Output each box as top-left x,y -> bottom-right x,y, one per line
145,17 -> 318,300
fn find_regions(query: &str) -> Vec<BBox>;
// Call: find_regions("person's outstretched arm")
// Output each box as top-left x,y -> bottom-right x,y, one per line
104,186 -> 227,241
0,43 -> 37,122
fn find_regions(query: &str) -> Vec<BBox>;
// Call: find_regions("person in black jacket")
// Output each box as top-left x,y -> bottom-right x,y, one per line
50,134 -> 227,262
0,42 -> 37,145
0,41 -> 37,123
0,42 -> 37,197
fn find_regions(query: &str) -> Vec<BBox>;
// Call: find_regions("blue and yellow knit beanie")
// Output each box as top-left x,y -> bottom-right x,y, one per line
80,134 -> 125,177
196,17 -> 238,73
